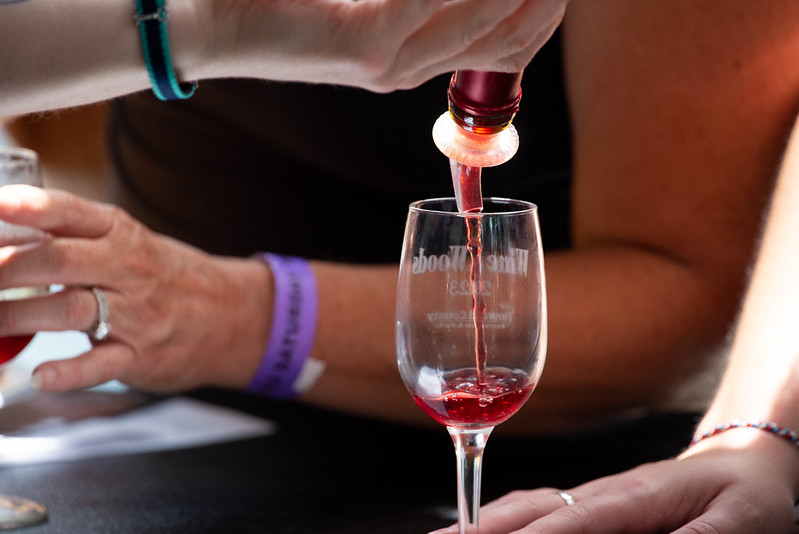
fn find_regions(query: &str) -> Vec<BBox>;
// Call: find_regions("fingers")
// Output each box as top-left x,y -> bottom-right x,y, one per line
467,0 -> 565,67
430,488 -> 582,534
0,184 -> 115,238
390,0 -> 527,76
0,223 -> 50,247
472,475 -> 670,534
31,343 -> 134,392
670,492 -> 798,534
375,0 -> 445,35
407,1 -> 566,89
0,236 -> 121,291
469,488 -> 580,533
0,287 -> 102,335
0,189 -> 141,291
514,492 -> 641,534
392,0 -> 565,88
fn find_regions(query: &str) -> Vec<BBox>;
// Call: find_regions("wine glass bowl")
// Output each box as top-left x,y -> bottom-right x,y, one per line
0,146 -> 49,530
0,147 -> 51,366
396,197 -> 546,532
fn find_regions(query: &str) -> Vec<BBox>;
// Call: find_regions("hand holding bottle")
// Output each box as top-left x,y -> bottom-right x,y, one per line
0,0 -> 567,115
209,0 -> 567,92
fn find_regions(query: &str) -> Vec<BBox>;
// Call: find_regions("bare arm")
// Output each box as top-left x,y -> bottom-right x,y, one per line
0,0 -> 566,116
686,106 -> 799,474
521,0 -> 799,431
0,0 -> 160,115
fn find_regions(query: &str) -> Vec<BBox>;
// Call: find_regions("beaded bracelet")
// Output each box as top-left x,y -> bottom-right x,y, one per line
134,0 -> 197,101
690,420 -> 799,449
247,254 -> 325,399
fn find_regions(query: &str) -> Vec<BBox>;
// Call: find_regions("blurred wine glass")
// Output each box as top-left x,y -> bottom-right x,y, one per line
0,146 -> 49,529
396,197 -> 547,533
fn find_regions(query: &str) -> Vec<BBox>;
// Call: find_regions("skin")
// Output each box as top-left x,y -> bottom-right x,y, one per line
443,441 -> 799,533
0,1 -> 797,437
444,113 -> 799,534
0,0 -> 566,115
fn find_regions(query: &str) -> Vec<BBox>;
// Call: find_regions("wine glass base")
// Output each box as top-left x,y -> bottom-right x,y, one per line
0,495 -> 47,531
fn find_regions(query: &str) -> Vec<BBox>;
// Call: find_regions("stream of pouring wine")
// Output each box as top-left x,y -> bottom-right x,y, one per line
451,160 -> 488,393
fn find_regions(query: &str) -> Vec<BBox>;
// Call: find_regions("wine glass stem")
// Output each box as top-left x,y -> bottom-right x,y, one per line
447,426 -> 493,533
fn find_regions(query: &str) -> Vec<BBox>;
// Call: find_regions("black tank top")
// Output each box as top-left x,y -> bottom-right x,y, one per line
108,31 -> 571,261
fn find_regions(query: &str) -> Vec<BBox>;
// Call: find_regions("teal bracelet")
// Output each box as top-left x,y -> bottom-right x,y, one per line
134,0 -> 197,101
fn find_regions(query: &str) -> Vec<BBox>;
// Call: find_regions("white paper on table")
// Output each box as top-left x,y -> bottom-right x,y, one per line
0,396 -> 276,466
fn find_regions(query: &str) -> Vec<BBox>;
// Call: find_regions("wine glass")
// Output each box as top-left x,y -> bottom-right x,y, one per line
396,197 -> 546,533
0,147 -> 49,529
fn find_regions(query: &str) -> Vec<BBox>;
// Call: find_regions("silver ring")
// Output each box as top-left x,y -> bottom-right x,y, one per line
89,287 -> 111,341
555,491 -> 575,506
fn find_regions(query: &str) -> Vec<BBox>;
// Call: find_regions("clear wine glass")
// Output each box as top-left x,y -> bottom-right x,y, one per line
0,147 -> 49,530
396,197 -> 547,533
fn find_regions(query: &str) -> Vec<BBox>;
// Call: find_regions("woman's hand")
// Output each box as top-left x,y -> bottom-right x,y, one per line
0,185 -> 270,393
439,437 -> 799,534
0,0 -> 565,115
201,0 -> 567,92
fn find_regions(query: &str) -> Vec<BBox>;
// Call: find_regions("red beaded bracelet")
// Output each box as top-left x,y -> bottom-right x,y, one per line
690,420 -> 799,449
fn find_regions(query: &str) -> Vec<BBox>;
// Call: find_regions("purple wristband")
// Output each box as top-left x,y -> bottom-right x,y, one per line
247,254 -> 319,399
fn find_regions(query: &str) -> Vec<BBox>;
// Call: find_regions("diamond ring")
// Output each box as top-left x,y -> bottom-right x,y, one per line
555,490 -> 575,506
88,287 -> 111,341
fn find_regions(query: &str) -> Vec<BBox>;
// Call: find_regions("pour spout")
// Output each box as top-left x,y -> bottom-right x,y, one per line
433,70 -> 523,172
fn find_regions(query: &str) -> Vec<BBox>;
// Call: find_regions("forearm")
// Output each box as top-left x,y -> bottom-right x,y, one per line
0,0 -> 567,116
535,0 -> 799,433
674,118 -> 799,504
506,248 -> 729,432
300,262 -> 431,426
696,116 -> 799,440
290,246 -> 735,434
0,0 -> 195,115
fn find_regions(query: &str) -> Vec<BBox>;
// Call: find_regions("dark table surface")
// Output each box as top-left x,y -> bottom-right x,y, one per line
2,388 -> 697,533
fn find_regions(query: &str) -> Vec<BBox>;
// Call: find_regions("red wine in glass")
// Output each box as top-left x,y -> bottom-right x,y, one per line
412,367 -> 535,428
0,286 -> 47,366
396,196 -> 546,534
0,335 -> 35,366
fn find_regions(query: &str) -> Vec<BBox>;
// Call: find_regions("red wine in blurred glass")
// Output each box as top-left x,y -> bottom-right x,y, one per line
0,335 -> 35,365
0,286 -> 47,365
412,367 -> 534,428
